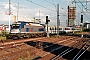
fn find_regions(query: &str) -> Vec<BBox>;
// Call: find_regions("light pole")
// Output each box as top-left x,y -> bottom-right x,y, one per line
17,2 -> 19,22
8,0 -> 11,32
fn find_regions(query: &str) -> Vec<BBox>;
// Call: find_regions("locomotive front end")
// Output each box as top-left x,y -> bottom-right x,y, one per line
10,22 -> 21,33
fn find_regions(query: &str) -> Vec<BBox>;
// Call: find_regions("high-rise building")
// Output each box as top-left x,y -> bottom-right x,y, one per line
67,6 -> 76,27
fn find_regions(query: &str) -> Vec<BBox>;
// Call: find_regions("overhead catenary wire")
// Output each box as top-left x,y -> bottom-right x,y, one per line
26,0 -> 68,27
72,0 -> 90,3
44,0 -> 53,4
78,0 -> 90,20
44,0 -> 56,7
72,0 -> 90,22
52,0 -> 56,7
73,0 -> 90,13
44,0 -> 57,11
26,0 -> 56,12
72,0 -> 90,13
26,0 -> 90,26
26,0 -> 65,16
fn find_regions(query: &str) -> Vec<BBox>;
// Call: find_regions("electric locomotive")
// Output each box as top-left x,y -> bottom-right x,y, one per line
8,21 -> 46,39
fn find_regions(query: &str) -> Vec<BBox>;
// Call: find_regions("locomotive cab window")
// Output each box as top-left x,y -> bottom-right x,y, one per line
11,24 -> 20,29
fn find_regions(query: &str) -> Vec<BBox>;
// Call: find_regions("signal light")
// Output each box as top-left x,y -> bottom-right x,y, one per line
46,16 -> 50,24
81,15 -> 83,23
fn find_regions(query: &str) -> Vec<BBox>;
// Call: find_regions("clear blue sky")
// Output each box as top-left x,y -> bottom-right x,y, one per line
0,0 -> 90,26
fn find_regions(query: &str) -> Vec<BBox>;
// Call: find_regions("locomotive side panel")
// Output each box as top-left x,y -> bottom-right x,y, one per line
20,25 -> 44,33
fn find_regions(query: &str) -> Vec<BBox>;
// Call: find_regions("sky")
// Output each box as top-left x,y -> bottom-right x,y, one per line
0,0 -> 90,26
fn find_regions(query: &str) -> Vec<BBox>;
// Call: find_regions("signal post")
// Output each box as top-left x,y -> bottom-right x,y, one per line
46,16 -> 50,37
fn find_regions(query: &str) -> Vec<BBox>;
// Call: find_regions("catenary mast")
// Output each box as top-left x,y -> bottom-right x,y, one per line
8,0 -> 11,32
57,4 -> 60,36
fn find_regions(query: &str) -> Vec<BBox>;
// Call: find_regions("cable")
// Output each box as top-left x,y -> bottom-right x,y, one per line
65,0 -> 90,25
44,0 -> 52,4
52,0 -> 56,8
78,0 -> 88,12
44,0 -> 56,11
26,0 -> 56,12
72,0 -> 90,21
26,0 -> 67,16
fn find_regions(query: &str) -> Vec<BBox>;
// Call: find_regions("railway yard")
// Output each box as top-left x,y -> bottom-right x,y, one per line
0,33 -> 90,60
0,0 -> 90,60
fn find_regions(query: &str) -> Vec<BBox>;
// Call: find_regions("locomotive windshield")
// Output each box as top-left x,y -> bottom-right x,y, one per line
11,24 -> 20,29
11,22 -> 21,29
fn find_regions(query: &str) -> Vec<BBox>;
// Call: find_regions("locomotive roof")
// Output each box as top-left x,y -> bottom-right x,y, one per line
12,21 -> 45,26
13,21 -> 45,25
17,21 -> 40,24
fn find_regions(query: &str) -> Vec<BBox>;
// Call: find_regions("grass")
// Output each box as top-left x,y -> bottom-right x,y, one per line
0,36 -> 6,41
0,30 -> 8,41
19,57 -> 23,60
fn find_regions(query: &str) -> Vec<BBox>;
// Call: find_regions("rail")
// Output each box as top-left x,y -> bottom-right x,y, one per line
72,40 -> 90,60
51,39 -> 90,60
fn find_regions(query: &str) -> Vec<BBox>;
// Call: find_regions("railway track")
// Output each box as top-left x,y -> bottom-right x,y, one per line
50,41 -> 83,60
0,36 -> 90,60
30,36 -> 90,60
50,39 -> 90,60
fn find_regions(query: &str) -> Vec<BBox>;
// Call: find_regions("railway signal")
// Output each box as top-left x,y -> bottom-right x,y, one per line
81,15 -> 83,23
46,16 -> 50,24
46,16 -> 50,37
